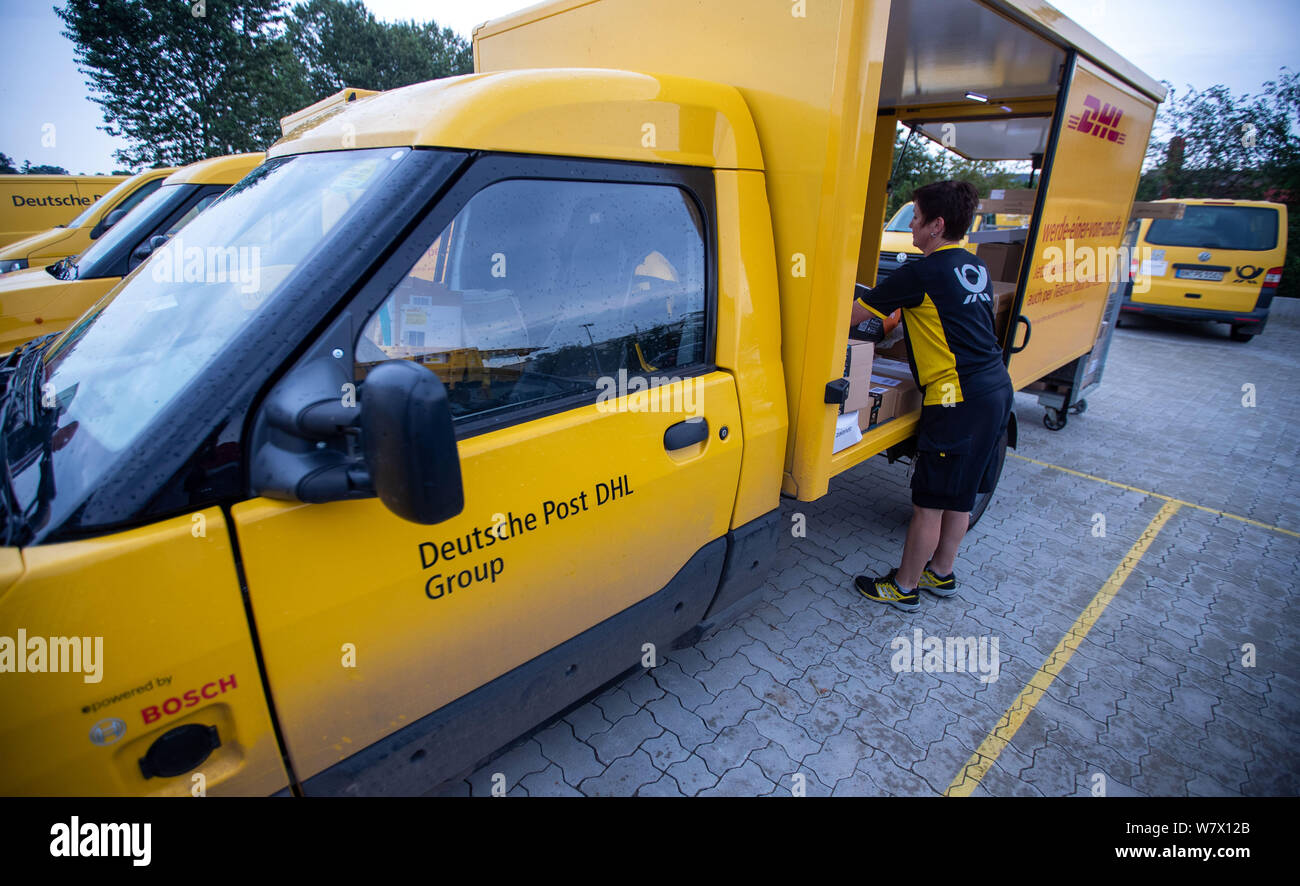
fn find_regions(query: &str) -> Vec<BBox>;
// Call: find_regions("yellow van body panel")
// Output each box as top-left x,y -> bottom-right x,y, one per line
1131,199 -> 1286,314
715,169 -> 787,529
0,510 -> 289,796
0,168 -> 175,270
0,270 -> 116,353
233,374 -> 744,782
1007,58 -> 1157,389
162,152 -> 265,187
0,175 -> 126,249
475,0 -> 892,502
268,69 -> 764,171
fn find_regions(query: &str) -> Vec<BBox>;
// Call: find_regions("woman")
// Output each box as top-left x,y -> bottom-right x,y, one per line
849,180 -> 1015,612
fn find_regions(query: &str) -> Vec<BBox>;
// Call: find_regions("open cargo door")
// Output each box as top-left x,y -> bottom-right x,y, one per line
1006,55 -> 1157,388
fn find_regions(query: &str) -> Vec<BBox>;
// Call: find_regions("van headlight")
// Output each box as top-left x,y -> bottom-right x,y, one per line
0,258 -> 28,274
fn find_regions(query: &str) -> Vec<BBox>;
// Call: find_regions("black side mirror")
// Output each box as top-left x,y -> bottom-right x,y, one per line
250,357 -> 463,525
132,234 -> 170,263
89,208 -> 127,240
361,360 -> 463,524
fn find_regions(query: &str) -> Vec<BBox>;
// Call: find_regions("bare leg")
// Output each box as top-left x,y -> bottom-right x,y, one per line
929,509 -> 970,575
897,505 -> 943,588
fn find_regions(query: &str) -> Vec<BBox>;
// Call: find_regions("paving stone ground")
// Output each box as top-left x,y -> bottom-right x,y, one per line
430,298 -> 1300,797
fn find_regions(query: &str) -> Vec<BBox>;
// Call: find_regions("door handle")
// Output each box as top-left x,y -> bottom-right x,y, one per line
1009,315 -> 1032,354
664,417 -> 708,451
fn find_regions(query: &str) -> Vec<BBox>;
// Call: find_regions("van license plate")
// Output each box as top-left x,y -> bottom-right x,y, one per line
1176,268 -> 1223,281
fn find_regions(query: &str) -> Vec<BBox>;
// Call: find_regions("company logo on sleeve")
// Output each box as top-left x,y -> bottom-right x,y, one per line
1067,95 -> 1128,145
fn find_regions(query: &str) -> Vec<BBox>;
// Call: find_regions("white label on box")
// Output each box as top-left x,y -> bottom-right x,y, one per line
833,411 -> 863,453
991,189 -> 1005,200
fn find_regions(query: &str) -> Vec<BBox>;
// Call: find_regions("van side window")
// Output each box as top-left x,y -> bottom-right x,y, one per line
356,178 -> 708,423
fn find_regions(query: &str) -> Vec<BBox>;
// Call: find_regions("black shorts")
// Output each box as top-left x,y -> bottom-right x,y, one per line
911,381 -> 1014,512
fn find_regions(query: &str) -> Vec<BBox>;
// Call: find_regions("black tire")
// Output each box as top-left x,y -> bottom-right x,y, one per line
1069,398 -> 1087,415
969,427 -> 1008,529
1043,407 -> 1067,431
1230,325 -> 1255,342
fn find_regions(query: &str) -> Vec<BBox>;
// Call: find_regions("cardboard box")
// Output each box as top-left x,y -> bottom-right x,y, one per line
868,374 -> 922,421
977,241 -> 1024,283
991,281 -> 1016,337
855,389 -> 883,430
842,340 -> 875,414
871,356 -> 912,381
978,188 -> 1038,215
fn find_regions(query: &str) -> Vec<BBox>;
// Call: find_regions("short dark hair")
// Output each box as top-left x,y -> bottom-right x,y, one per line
911,180 -> 980,240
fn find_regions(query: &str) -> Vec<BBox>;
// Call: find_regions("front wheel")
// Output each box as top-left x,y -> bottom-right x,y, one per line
1043,407 -> 1067,431
969,427 -> 1008,529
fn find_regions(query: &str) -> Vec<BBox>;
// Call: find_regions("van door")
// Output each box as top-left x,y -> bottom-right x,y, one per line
1008,56 -> 1158,388
0,510 -> 290,796
232,157 -> 744,790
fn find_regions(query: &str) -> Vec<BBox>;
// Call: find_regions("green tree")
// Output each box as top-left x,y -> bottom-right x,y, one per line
57,0 -> 306,167
0,153 -> 18,174
24,163 -> 73,174
286,0 -> 472,100
1139,68 -> 1298,296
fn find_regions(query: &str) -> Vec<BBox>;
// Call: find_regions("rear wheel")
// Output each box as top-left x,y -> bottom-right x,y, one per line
1230,325 -> 1255,342
969,428 -> 1008,529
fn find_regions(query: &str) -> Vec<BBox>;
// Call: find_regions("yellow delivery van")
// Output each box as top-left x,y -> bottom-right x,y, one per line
0,0 -> 1162,796
0,175 -> 128,250
1121,198 -> 1287,341
0,168 -> 175,275
0,154 -> 263,354
878,202 -> 988,280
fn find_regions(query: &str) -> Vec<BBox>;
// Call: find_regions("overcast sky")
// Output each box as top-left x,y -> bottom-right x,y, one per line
1,0 -> 1295,174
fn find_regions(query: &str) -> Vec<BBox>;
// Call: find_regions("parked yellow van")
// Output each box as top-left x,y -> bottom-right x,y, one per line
0,154 -> 264,353
0,168 -> 175,275
0,175 -> 127,249
1122,198 -> 1287,341
0,0 -> 1162,796
878,202 -> 987,281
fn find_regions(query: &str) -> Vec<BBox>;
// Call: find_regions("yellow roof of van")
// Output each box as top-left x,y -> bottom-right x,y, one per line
163,152 -> 265,187
267,69 -> 764,170
1151,198 -> 1286,210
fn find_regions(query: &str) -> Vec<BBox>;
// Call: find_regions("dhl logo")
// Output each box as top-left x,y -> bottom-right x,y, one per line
1067,95 -> 1127,145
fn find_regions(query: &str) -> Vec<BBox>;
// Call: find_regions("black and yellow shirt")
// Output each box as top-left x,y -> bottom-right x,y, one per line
855,244 -> 1009,406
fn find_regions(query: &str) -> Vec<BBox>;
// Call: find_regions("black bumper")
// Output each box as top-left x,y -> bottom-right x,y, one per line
1120,294 -> 1272,329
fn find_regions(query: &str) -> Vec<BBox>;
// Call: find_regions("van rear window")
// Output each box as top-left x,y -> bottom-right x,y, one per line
1146,205 -> 1279,251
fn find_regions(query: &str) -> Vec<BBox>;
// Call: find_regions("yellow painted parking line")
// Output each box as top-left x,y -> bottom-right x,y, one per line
1009,452 -> 1299,539
945,499 -> 1182,796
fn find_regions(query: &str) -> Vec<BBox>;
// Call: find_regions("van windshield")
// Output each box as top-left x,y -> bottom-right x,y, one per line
60,184 -> 183,279
40,148 -> 408,454
1146,205 -> 1279,251
885,203 -> 914,231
